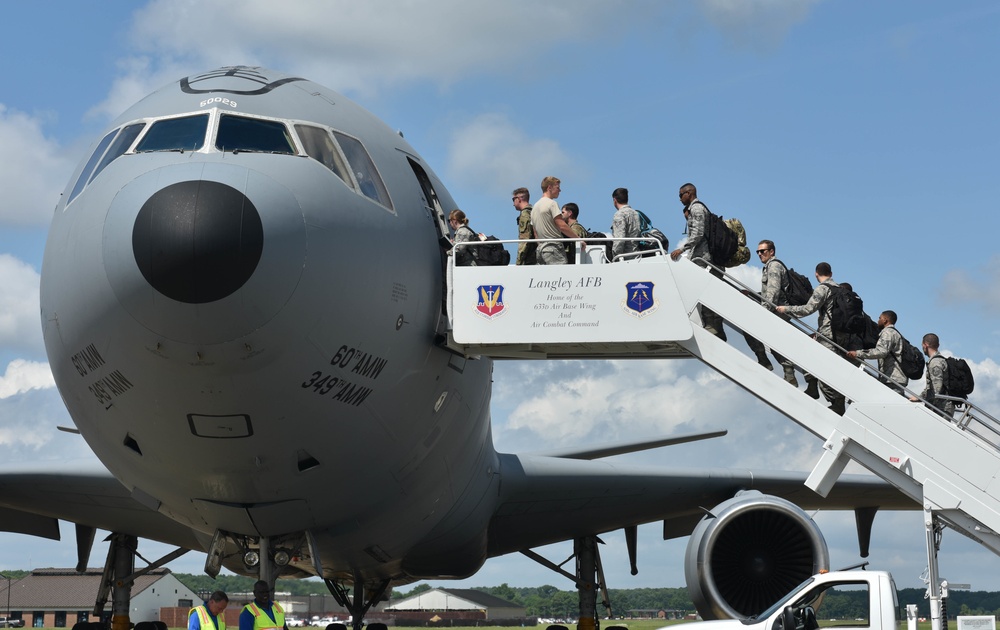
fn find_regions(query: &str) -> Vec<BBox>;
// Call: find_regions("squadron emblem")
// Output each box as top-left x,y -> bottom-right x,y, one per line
475,285 -> 507,319
622,281 -> 659,318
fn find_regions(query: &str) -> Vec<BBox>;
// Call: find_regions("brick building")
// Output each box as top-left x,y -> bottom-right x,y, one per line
0,568 -> 200,627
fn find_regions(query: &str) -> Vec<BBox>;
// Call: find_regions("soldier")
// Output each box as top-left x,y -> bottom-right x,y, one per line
512,187 -> 536,265
909,333 -> 955,417
562,202 -> 588,239
448,209 -> 480,266
777,262 -> 847,415
847,310 -> 908,391
530,176 -> 576,265
610,187 -> 640,261
751,240 -> 797,385
670,183 -> 725,340
561,202 -> 588,264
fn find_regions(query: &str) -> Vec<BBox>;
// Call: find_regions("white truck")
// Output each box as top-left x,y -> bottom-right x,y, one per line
665,570 -> 901,630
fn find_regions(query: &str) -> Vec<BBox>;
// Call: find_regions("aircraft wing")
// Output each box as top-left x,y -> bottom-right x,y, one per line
0,459 -> 203,551
486,452 -> 917,557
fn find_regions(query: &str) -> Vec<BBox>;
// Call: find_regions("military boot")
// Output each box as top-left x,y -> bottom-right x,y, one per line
754,349 -> 774,371
783,366 -> 798,387
804,375 -> 819,399
829,397 -> 846,416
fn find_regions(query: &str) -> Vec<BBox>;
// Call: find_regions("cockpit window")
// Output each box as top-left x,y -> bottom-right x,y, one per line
89,123 -> 146,185
332,131 -> 392,210
295,124 -> 353,188
135,114 -> 209,153
217,114 -> 294,154
67,128 -> 118,205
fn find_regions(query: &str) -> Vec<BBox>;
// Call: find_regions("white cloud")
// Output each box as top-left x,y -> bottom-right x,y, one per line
0,359 -> 54,399
495,356 -> 824,472
446,114 -> 576,197
101,0 -> 815,107
0,105 -> 76,226
939,255 -> 1000,316
0,254 -> 44,355
0,385 -> 66,450
117,1 -> 626,97
699,0 -> 820,51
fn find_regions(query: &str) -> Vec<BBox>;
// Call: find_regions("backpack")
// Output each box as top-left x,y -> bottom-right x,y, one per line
697,203 -> 739,266
724,217 -> 750,266
828,285 -> 867,335
634,209 -> 670,254
474,235 -> 511,266
859,314 -> 880,350
775,260 -> 813,306
899,335 -> 925,380
944,356 -> 975,398
585,231 -> 613,262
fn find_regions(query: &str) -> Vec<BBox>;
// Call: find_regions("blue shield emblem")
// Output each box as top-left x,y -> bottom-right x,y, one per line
625,281 -> 654,314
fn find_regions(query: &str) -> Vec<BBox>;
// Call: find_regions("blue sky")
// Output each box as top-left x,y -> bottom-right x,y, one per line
2,0 -> 1000,597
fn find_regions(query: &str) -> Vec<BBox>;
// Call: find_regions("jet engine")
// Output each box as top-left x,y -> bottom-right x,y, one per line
684,490 -> 829,620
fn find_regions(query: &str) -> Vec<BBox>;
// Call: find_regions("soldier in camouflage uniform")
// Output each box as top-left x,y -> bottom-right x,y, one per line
778,262 -> 847,415
512,187 -> 536,265
611,187 -> 640,260
750,240 -> 797,385
670,183 -> 725,340
848,310 -> 908,391
561,202 -> 588,264
910,333 -> 955,417
448,209 -> 479,267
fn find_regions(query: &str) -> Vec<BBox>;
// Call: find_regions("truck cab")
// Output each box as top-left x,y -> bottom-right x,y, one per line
664,570 -> 901,630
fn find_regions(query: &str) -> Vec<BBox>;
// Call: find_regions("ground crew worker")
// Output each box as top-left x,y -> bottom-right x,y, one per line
240,581 -> 287,630
190,591 -> 228,630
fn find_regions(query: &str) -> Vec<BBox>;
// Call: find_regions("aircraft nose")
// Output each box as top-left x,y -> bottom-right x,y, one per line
132,181 -> 264,304
102,163 -> 305,345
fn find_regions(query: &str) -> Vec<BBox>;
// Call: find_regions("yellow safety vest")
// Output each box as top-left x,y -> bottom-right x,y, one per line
244,602 -> 284,630
189,605 -> 226,630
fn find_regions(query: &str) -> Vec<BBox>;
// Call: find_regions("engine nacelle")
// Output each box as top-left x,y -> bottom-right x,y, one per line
684,490 -> 829,620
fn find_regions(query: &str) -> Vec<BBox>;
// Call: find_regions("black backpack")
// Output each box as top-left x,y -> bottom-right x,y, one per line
859,314 -> 880,350
829,284 -> 867,335
945,356 -> 975,398
774,260 -> 813,306
474,235 -> 511,266
635,209 -> 670,254
700,204 -> 738,265
899,335 -> 925,380
586,231 -> 613,262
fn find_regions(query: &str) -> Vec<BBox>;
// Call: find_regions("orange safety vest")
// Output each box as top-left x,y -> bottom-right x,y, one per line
189,605 -> 226,630
244,602 -> 284,630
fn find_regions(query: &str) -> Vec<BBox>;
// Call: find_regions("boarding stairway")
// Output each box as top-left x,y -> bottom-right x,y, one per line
446,238 -> 1000,563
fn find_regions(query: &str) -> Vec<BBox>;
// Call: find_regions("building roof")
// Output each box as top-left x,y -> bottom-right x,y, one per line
387,588 -> 523,611
0,567 -> 179,609
437,589 -> 522,609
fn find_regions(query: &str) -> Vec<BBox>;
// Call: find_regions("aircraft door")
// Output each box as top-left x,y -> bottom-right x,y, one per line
407,159 -> 452,324
408,159 -> 450,242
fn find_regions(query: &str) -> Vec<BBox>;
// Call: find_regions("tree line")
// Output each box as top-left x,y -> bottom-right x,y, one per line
9,570 -> 1000,620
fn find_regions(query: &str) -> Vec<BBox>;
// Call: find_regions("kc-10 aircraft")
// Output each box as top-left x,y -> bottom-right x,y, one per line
0,66 -> 915,630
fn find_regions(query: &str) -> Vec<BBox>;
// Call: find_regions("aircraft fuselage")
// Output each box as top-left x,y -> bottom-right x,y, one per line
41,66 -> 497,581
